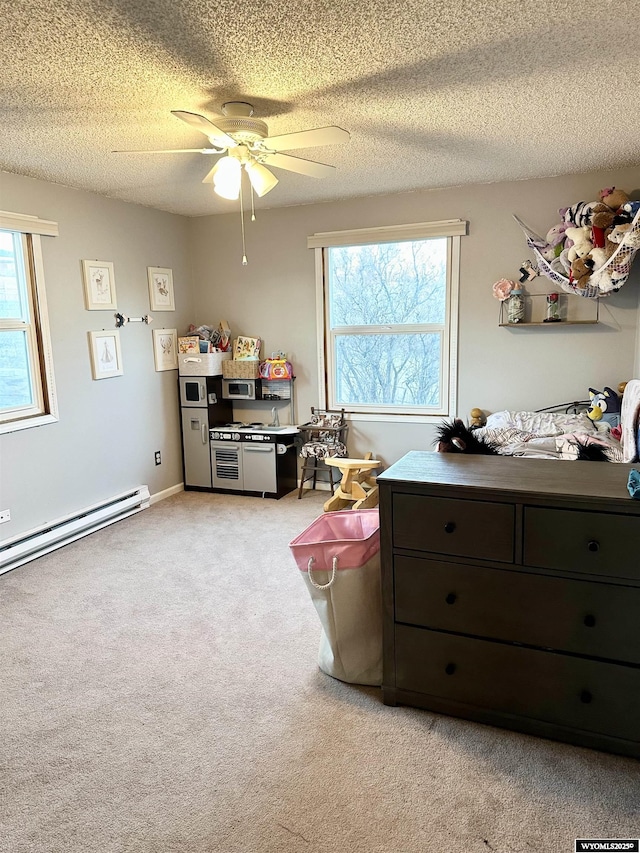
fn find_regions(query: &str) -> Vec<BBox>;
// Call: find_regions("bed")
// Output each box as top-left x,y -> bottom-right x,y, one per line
438,379 -> 640,463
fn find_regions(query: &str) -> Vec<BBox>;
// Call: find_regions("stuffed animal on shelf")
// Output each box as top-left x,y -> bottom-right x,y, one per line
587,387 -> 621,427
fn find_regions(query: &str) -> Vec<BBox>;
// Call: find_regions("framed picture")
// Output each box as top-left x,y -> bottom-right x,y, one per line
88,330 -> 123,380
82,260 -> 117,310
147,267 -> 175,311
152,328 -> 178,372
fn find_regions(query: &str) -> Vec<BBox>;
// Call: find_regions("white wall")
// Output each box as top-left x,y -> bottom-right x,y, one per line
2,165 -> 639,540
0,172 -> 193,539
188,166 -> 640,470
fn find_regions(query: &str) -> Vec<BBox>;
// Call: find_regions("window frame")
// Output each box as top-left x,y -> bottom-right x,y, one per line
309,219 -> 466,422
0,210 -> 59,434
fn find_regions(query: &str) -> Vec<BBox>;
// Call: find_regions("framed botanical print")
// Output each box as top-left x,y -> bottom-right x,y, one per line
147,267 -> 175,311
152,328 -> 178,371
88,330 -> 123,379
82,260 -> 117,310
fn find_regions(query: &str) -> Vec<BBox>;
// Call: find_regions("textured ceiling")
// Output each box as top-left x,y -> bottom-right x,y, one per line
2,0 -> 640,217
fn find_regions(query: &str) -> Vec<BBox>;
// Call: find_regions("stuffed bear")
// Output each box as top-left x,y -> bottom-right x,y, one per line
599,187 -> 630,211
565,225 -> 594,262
589,202 -> 617,248
587,387 -> 621,427
571,255 -> 595,290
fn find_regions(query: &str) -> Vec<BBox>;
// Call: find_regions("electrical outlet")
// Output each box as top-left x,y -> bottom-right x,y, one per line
154,451 -> 161,466
0,509 -> 10,524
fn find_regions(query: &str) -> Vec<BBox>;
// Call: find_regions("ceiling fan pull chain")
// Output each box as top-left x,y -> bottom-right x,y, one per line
239,177 -> 248,266
250,184 -> 256,222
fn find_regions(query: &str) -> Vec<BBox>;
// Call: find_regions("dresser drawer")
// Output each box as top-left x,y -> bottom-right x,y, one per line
393,494 -> 514,562
395,625 -> 640,742
524,507 -> 640,580
394,556 -> 640,664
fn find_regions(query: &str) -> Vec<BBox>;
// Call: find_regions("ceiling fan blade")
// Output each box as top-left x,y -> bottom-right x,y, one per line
113,148 -> 221,154
171,110 -> 237,148
262,126 -> 350,152
201,162 -> 222,184
245,161 -> 278,197
260,152 -> 336,179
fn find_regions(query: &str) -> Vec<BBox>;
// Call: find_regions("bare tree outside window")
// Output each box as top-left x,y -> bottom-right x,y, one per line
326,238 -> 451,414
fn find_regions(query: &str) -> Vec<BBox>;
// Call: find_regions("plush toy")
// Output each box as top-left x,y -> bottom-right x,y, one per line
588,202 -> 617,248
619,200 -> 640,221
608,221 -> 640,249
560,201 -> 600,227
469,408 -> 486,428
588,248 -> 616,293
599,187 -> 630,211
565,226 -> 594,262
587,387 -> 621,427
571,255 -> 595,290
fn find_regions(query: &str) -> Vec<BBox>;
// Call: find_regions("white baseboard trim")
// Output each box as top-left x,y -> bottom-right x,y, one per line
150,483 -> 184,505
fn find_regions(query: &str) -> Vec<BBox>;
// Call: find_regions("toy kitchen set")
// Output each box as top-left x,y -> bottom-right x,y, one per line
178,340 -> 298,499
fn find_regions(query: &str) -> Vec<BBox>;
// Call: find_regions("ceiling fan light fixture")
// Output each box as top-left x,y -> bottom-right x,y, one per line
213,156 -> 241,200
245,160 -> 278,197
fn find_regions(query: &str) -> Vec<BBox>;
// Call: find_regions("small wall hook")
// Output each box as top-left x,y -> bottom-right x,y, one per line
115,313 -> 153,327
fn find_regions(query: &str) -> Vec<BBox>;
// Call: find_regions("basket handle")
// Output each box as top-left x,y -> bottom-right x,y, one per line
307,555 -> 338,589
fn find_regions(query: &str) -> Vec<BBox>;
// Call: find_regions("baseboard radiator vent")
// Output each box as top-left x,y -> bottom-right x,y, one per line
0,486 -> 150,576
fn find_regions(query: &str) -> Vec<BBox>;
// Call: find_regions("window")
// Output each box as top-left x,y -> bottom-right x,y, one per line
309,219 -> 466,419
0,211 -> 58,433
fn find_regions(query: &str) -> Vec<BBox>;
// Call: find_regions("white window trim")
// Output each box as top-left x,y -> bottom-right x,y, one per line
310,220 -> 465,421
0,212 -> 59,434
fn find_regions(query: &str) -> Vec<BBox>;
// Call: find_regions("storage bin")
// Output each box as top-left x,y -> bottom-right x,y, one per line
178,352 -> 231,376
289,509 -> 382,686
222,360 -> 261,379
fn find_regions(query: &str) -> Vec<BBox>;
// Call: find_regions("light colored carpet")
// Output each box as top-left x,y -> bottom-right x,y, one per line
1,489 -> 639,853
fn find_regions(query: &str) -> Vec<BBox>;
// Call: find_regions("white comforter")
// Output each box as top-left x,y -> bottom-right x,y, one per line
473,410 -> 623,461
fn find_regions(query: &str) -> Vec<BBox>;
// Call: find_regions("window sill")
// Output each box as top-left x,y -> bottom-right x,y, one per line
0,413 -> 58,435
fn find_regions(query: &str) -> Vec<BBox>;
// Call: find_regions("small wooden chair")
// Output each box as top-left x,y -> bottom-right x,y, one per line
322,453 -> 380,512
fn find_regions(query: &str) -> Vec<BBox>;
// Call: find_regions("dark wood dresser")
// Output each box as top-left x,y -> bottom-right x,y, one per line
378,452 -> 640,758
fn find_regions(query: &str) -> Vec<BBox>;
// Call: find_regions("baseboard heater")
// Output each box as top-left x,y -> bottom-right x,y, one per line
0,486 -> 150,576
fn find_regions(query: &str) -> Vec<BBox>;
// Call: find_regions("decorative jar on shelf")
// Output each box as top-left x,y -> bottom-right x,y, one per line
507,287 -> 525,324
544,292 -> 561,322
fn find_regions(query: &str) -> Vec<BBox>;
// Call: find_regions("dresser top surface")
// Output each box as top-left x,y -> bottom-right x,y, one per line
379,451 -> 640,505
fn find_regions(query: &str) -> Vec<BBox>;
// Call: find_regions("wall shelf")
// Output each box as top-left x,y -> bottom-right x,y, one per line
499,292 -> 600,327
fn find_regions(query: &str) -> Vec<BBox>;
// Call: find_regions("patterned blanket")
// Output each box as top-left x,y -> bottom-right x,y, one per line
473,410 -> 623,462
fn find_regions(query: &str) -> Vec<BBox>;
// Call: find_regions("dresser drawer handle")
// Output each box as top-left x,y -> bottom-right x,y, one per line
583,614 -> 596,628
580,690 -> 593,704
445,593 -> 457,605
445,662 -> 456,675
444,522 -> 456,534
587,540 -> 600,553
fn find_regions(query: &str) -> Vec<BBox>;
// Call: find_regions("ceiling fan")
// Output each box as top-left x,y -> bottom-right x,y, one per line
115,101 -> 350,199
